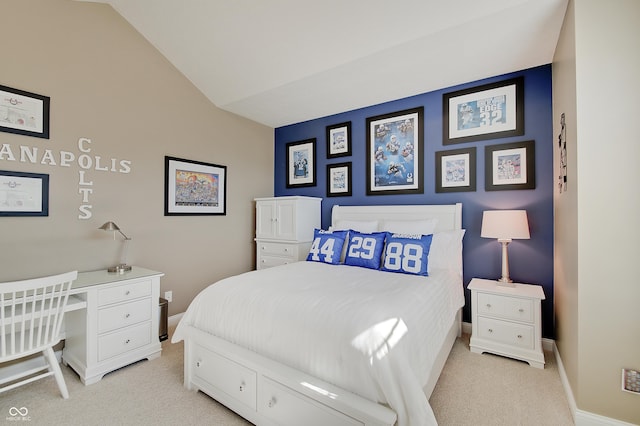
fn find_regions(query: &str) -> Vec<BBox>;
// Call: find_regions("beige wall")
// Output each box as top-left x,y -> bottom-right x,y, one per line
553,0 -> 640,423
1,0 -> 274,316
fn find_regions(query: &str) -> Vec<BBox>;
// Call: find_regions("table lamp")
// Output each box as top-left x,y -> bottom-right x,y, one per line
481,210 -> 530,286
99,221 -> 132,273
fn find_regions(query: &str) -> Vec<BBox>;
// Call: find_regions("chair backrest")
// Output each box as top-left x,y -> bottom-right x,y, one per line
0,271 -> 78,362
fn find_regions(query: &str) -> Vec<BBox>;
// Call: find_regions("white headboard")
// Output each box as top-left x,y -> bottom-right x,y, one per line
331,203 -> 462,232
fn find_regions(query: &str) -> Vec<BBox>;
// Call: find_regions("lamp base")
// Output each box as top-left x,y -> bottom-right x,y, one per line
497,277 -> 515,287
107,264 -> 132,274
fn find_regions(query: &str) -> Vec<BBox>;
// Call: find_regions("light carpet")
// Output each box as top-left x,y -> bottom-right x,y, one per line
0,328 -> 573,425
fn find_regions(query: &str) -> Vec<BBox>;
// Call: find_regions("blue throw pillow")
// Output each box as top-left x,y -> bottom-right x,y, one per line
344,231 -> 386,269
381,233 -> 433,276
306,229 -> 348,265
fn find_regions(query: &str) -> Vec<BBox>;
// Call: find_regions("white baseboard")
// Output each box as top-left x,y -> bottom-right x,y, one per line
168,312 -> 183,328
552,341 -> 636,426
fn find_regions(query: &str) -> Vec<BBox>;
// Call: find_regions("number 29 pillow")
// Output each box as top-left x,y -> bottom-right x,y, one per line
381,233 -> 433,276
344,231 -> 386,269
306,229 -> 348,265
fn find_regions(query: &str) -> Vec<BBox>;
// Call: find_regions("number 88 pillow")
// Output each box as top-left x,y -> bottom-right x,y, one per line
306,229 -> 348,265
381,233 -> 433,276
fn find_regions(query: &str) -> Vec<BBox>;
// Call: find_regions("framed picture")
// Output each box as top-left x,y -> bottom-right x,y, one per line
435,147 -> 476,193
443,77 -> 524,145
0,170 -> 49,216
164,156 -> 227,215
366,106 -> 424,195
485,140 -> 535,191
326,162 -> 352,197
286,138 -> 316,188
0,85 -> 50,139
326,122 -> 351,158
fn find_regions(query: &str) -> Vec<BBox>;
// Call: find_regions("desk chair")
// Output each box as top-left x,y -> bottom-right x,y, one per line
0,271 -> 78,399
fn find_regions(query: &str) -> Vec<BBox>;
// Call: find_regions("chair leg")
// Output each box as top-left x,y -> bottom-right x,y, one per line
43,347 -> 69,399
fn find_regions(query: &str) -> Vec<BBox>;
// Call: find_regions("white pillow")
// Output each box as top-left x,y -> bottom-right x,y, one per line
382,219 -> 438,235
333,220 -> 379,233
428,229 -> 465,273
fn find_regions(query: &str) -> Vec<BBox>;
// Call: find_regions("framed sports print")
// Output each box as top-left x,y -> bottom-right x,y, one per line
326,122 -> 351,158
485,140 -> 535,191
164,156 -> 227,215
435,147 -> 476,193
0,85 -> 50,139
286,138 -> 316,188
326,162 -> 351,197
366,106 -> 424,195
0,170 -> 49,216
443,77 -> 524,145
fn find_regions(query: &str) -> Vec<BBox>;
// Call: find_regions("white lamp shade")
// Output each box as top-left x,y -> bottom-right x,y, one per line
481,210 -> 530,240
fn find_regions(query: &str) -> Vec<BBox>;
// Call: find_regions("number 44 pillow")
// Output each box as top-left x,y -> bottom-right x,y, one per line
306,229 -> 348,265
381,233 -> 433,276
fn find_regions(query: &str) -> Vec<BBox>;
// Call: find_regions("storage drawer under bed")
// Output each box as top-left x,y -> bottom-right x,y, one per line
191,342 -> 257,411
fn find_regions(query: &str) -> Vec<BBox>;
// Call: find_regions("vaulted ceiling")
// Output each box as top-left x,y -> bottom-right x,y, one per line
81,0 -> 568,128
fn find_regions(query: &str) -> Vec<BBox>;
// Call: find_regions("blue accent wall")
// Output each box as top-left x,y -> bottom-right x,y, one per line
274,65 -> 554,338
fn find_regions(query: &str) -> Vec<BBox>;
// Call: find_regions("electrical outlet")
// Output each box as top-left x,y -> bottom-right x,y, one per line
164,291 -> 172,303
622,369 -> 640,394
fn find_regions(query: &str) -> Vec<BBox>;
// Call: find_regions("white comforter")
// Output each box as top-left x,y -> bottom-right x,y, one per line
173,261 -> 464,426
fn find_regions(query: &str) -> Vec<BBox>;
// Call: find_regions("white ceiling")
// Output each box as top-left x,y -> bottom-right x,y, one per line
81,0 -> 568,128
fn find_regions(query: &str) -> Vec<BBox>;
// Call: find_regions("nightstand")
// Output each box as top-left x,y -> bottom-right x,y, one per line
468,278 -> 545,368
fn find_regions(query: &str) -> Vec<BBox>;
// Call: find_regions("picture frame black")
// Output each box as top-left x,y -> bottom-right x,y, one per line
0,170 -> 49,216
164,156 -> 227,216
0,85 -> 50,139
286,138 -> 316,188
485,140 -> 535,191
443,77 -> 524,145
366,106 -> 424,195
435,147 -> 476,193
326,121 -> 351,158
326,162 -> 352,197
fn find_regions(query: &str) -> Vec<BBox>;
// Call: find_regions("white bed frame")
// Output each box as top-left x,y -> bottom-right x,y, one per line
179,203 -> 463,426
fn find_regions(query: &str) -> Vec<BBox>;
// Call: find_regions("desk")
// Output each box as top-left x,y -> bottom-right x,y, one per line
61,267 -> 164,384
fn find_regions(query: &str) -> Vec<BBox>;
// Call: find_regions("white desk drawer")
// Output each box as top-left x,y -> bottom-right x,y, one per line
477,317 -> 534,349
98,279 -> 152,306
477,292 -> 534,323
259,376 -> 363,426
192,343 -> 257,411
98,321 -> 152,361
98,298 -> 152,334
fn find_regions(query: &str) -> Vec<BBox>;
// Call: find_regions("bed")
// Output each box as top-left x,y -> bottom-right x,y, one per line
172,203 -> 464,426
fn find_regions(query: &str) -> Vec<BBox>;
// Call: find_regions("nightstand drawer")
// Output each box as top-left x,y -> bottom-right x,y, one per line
258,242 -> 300,258
477,317 -> 534,349
477,292 -> 534,323
98,297 -> 152,333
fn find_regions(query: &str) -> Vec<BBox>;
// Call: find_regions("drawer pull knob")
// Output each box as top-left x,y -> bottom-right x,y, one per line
125,313 -> 131,318
519,308 -> 524,313
196,360 -> 202,368
517,334 -> 523,339
488,329 -> 493,333
125,339 -> 130,344
486,304 -> 491,308
268,397 -> 277,408
239,382 -> 245,392
284,248 -> 288,252
125,290 -> 131,296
